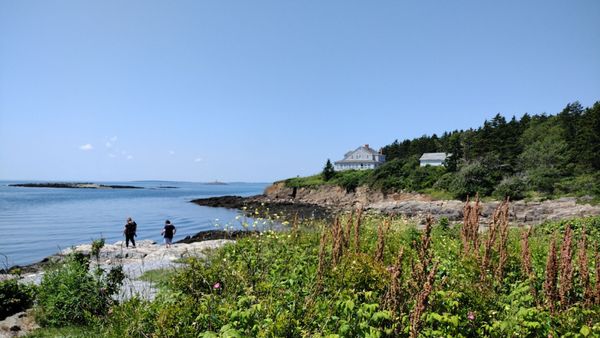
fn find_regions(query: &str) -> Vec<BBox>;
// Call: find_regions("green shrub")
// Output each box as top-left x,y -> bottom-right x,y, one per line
283,175 -> 324,188
438,217 -> 450,230
103,297 -> 157,337
493,175 -> 528,200
432,172 -> 454,191
449,161 -> 495,199
365,156 -> 439,192
90,238 -> 105,261
554,173 -> 600,197
0,278 -> 35,319
36,253 -> 124,327
330,169 -> 371,192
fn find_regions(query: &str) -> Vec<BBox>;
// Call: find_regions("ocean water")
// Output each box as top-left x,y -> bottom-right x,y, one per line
0,181 -> 267,267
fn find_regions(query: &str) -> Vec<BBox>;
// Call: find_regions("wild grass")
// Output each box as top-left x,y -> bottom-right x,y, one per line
136,268 -> 174,286
26,325 -> 102,337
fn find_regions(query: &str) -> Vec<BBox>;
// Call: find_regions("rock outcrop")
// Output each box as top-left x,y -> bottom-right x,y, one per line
11,239 -> 234,301
0,310 -> 38,338
261,182 -> 600,225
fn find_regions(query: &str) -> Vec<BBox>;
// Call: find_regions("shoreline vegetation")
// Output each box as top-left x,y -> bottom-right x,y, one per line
3,200 -> 600,337
285,101 -> 600,203
9,182 -> 143,189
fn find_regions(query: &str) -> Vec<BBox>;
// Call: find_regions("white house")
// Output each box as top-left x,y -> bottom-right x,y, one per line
334,144 -> 386,171
419,152 -> 450,167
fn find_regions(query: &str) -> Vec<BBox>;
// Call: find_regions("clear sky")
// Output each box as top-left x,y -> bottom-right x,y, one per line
1,0 -> 598,182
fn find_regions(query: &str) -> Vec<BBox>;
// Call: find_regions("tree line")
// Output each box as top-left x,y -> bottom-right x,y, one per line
359,101 -> 599,199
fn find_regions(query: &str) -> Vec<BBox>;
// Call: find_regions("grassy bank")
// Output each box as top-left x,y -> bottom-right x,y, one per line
8,204 -> 600,337
283,162 -> 600,203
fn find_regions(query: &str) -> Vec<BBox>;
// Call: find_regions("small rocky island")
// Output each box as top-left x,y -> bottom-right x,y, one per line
9,182 -> 143,189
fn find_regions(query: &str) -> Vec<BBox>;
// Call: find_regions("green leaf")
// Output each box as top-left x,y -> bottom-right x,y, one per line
580,325 -> 590,336
371,311 -> 391,322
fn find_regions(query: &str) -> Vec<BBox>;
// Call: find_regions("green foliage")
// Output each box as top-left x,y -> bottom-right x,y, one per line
26,325 -> 103,338
438,217 -> 449,230
137,268 -> 175,286
91,238 -> 105,260
484,281 -> 551,336
283,174 -> 325,188
554,173 -> 600,198
373,101 -> 600,200
329,169 -> 371,192
535,216 -> 600,241
448,161 -> 495,199
286,100 -> 599,200
284,170 -> 372,192
36,253 -> 124,327
322,159 -> 335,181
103,297 -> 157,337
363,157 -> 446,193
0,278 -> 35,319
493,175 -> 528,200
59,215 -> 600,337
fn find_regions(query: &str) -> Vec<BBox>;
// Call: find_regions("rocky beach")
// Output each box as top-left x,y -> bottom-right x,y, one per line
193,182 -> 600,226
0,238 -> 234,337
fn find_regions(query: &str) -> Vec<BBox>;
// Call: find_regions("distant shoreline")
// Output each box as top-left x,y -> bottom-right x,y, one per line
9,182 -> 144,189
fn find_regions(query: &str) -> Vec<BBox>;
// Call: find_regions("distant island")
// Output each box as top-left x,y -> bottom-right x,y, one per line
205,181 -> 227,185
10,182 -> 143,189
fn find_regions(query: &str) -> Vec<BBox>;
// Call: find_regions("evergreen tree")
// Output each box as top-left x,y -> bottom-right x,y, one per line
371,101 -> 598,199
322,159 -> 335,181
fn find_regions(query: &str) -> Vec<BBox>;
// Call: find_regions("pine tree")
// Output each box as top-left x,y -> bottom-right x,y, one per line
322,159 -> 335,181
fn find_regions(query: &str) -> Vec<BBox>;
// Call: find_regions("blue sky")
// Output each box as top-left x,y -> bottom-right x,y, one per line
1,0 -> 598,182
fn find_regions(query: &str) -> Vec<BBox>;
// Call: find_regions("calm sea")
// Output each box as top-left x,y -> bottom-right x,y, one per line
0,181 -> 267,267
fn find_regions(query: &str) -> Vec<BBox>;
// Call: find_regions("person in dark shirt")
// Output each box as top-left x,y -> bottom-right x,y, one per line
123,217 -> 137,248
161,220 -> 176,248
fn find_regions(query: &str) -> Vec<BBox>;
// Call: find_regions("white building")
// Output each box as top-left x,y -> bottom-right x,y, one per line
419,152 -> 450,166
334,144 -> 386,171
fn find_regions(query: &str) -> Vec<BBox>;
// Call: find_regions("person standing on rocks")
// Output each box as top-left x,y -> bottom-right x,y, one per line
123,217 -> 137,248
161,220 -> 176,248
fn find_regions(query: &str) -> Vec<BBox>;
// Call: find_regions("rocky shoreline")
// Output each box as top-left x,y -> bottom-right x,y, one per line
2,238 -> 236,297
191,183 -> 600,226
0,230 -> 255,276
191,195 -> 333,220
